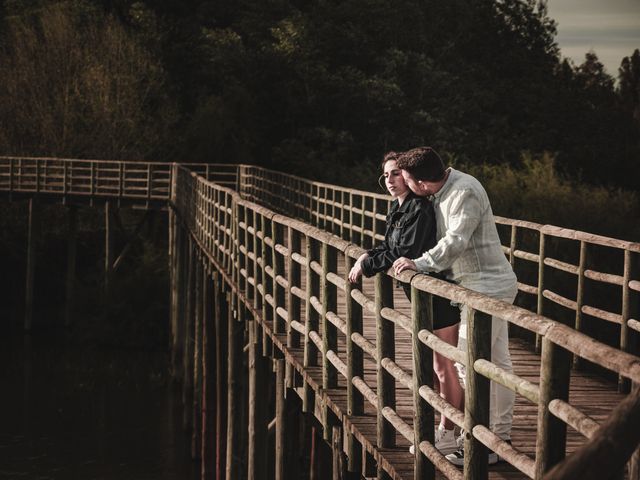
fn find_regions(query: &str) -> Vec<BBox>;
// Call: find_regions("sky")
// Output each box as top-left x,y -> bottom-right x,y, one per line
546,0 -> 640,77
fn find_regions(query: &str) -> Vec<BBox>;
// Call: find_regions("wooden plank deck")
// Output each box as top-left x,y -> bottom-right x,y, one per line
260,252 -> 627,479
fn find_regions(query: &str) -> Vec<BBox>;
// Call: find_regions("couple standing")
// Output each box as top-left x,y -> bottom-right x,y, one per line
348,147 -> 517,466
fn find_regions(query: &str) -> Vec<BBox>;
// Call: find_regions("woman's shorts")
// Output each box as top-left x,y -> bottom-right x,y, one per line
401,284 -> 460,330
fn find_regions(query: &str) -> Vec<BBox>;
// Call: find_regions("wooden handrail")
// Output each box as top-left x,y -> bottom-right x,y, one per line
2,156 -> 640,480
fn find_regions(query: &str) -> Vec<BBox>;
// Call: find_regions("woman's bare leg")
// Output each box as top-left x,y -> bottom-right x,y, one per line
433,323 -> 464,430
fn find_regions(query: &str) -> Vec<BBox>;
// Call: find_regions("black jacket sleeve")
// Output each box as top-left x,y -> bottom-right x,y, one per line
360,199 -> 436,277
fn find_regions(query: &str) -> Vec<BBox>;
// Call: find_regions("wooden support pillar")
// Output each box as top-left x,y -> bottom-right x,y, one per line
192,259 -> 204,459
332,426 -> 346,480
535,337 -> 571,479
275,358 -> 286,480
284,387 -> 303,480
411,286 -> 435,480
64,205 -> 77,328
629,383 -> 640,480
226,297 -> 246,480
168,209 -> 177,361
201,270 -> 215,479
104,201 -> 114,306
464,309 -> 492,480
172,225 -> 186,383
24,197 -> 39,332
183,242 -> 195,432
215,285 -> 228,479
248,323 -> 269,480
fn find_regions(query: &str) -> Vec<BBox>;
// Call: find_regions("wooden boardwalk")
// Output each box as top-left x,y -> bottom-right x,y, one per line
2,157 -> 638,479
266,256 -> 627,480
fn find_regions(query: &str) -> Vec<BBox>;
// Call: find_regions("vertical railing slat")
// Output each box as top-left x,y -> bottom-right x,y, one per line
463,308 -> 491,479
345,251 -> 363,475
375,273 -> 395,448
412,285 -> 435,480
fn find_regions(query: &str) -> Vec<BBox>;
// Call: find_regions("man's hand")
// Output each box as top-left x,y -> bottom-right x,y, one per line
393,257 -> 416,275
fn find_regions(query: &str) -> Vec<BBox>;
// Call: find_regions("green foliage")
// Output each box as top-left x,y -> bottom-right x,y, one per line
466,153 -> 640,242
0,1 -> 176,160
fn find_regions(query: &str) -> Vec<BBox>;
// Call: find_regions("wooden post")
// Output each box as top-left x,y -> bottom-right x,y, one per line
275,358 -> 286,480
261,214 -> 273,356
247,322 -> 269,480
345,253 -> 363,476
464,308 -> 492,479
543,384 -> 640,480
183,242 -> 195,432
273,221 -> 286,336
226,292 -> 244,480
104,201 -> 114,306
411,286 -> 435,480
303,235 -> 320,412
64,205 -> 77,328
201,270 -> 215,478
332,426 -> 346,480
226,302 -> 253,480
536,233 -> 546,353
629,383 -> 640,480
192,258 -> 203,459
361,197 -> 370,250
509,225 -> 517,267
574,240 -> 587,369
172,224 -> 185,383
24,197 -> 39,331
168,208 -> 176,355
375,273 -> 395,448
619,249 -> 637,392
285,382 -> 303,479
286,226 -> 302,387
215,285 -> 229,478
322,242 -> 338,441
535,337 -> 571,479
253,210 -> 263,315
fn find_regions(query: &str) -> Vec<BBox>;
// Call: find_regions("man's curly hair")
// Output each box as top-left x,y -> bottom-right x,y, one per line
396,147 -> 446,181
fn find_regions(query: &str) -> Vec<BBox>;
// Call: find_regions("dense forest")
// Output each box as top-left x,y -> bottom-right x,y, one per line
1,0 -> 639,239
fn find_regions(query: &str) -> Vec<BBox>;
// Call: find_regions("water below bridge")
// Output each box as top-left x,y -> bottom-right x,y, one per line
0,329 -> 199,480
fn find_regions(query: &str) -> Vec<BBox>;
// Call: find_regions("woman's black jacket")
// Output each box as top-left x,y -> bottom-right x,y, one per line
360,192 -> 436,278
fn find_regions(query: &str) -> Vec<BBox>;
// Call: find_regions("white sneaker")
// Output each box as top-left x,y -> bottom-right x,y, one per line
434,426 -> 458,455
409,426 -> 458,456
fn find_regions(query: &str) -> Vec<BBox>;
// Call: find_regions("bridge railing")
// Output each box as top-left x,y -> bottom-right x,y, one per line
2,157 -> 639,478
238,164 -> 640,390
173,163 -> 640,480
0,156 -> 238,204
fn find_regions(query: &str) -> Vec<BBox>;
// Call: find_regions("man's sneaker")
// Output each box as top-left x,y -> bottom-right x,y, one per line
409,426 -> 458,456
445,445 -> 503,466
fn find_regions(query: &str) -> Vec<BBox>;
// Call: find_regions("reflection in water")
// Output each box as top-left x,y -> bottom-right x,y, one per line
0,331 -> 199,480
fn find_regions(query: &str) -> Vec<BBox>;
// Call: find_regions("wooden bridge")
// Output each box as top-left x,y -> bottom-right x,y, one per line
1,157 -> 640,480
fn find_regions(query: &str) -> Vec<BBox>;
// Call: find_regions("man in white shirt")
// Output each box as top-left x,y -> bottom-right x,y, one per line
392,146 -> 518,466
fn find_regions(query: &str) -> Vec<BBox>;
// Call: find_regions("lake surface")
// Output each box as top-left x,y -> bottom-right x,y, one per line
0,330 -> 200,480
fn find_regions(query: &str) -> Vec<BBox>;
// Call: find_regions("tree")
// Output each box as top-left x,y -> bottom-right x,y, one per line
618,49 -> 640,126
0,1 -> 176,160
